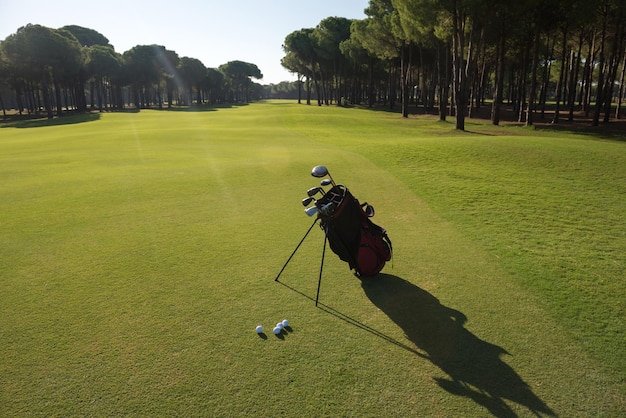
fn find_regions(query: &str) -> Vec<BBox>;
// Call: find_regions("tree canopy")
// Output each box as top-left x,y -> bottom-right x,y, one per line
281,0 -> 626,128
0,24 -> 265,117
2,0 -> 626,128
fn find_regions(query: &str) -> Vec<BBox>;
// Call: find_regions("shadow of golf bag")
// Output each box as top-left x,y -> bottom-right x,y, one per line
316,185 -> 392,276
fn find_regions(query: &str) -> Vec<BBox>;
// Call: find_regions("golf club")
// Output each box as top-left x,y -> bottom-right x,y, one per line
302,196 -> 315,207
311,165 -> 336,186
320,179 -> 333,187
305,206 -> 318,217
307,186 -> 325,197
320,201 -> 335,215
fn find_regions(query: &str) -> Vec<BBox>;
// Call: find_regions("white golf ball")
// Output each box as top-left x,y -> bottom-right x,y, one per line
255,325 -> 263,333
273,326 -> 282,335
276,322 -> 284,329
282,319 -> 289,327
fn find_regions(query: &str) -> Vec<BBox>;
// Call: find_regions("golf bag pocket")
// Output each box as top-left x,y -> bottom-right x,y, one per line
356,221 -> 392,276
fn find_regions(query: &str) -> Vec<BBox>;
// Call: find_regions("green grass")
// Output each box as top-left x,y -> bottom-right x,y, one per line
1,102 -> 624,416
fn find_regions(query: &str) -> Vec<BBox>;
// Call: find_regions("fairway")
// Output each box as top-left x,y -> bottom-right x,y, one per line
1,102 -> 624,416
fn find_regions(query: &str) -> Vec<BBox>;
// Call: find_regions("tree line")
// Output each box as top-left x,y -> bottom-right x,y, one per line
281,0 -> 626,129
0,24 -> 265,118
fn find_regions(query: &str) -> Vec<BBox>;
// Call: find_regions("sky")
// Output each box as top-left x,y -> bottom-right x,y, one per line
0,0 -> 369,84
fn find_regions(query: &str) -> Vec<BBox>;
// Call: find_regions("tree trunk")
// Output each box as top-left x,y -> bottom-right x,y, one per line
437,43 -> 448,121
602,14 -> 625,123
0,92 -> 6,119
526,21 -> 541,127
15,86 -> 24,115
133,86 -> 141,110
306,76 -> 311,105
492,18 -> 506,126
41,75 -> 54,119
53,78 -> 62,117
368,57 -> 375,108
166,79 -> 174,108
593,7 -> 608,127
539,38 -> 555,119
466,23 -> 480,118
97,78 -> 103,112
583,32 -> 596,116
552,28 -> 568,124
616,53 -> 626,118
476,35 -> 487,110
517,48 -> 528,123
90,81 -> 95,109
387,61 -> 395,110
568,34 -> 584,121
400,42 -> 410,118
452,0 -> 466,130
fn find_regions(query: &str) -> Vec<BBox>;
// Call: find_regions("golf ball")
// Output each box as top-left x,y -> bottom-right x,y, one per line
273,326 -> 282,335
255,325 -> 264,333
276,322 -> 284,329
282,319 -> 289,327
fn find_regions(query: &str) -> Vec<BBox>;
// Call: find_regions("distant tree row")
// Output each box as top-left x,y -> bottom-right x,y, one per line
281,0 -> 626,129
0,24 -> 264,118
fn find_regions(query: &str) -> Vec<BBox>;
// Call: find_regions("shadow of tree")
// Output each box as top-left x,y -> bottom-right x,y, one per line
153,103 -> 249,112
354,103 -> 626,142
0,112 -> 101,128
0,103 -> 252,128
361,274 -> 555,417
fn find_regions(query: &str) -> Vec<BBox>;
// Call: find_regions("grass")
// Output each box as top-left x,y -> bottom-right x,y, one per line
1,101 -> 624,416
283,109 -> 626,373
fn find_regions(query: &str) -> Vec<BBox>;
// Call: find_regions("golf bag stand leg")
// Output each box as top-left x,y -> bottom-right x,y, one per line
274,217 -> 320,282
315,231 -> 328,307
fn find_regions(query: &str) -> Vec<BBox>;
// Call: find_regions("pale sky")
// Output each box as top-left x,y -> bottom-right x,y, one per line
0,0 -> 368,84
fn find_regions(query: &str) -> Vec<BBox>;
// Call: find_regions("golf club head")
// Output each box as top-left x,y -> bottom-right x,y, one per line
307,186 -> 324,197
365,204 -> 375,217
320,179 -> 332,187
311,165 -> 329,178
304,206 -> 318,217
320,201 -> 335,215
302,196 -> 315,207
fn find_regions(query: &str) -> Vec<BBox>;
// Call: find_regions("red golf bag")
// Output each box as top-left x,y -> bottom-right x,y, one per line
316,185 -> 392,277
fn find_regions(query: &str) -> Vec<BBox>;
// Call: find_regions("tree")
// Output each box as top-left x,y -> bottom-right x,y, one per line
123,44 -> 176,109
179,57 -> 206,105
280,52 -> 306,103
351,0 -> 403,111
61,25 -> 110,47
0,47 -> 9,117
282,28 -> 320,104
86,45 -> 121,111
489,0 -> 513,125
339,34 -> 375,105
203,67 -> 225,104
394,0 -> 477,128
446,0 -> 488,130
393,0 -> 451,119
592,0 -> 626,126
521,0 -> 561,126
312,17 -> 353,105
219,60 -> 262,103
61,25 -> 111,111
1,24 -> 83,117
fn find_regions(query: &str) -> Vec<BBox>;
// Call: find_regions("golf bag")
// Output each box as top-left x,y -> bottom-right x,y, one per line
316,184 -> 392,277
274,165 -> 393,306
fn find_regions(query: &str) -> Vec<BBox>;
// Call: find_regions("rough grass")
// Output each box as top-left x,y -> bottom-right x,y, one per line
0,102 -> 624,416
